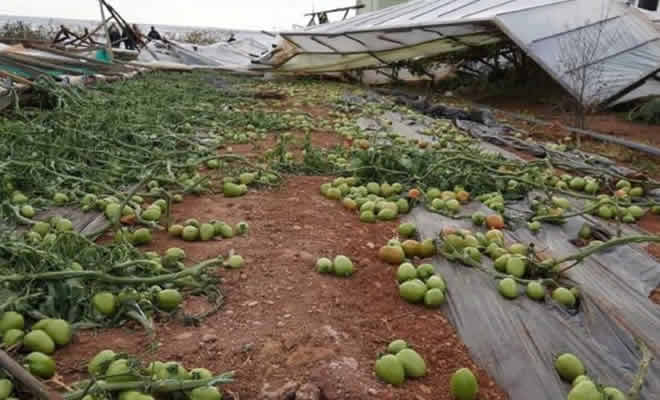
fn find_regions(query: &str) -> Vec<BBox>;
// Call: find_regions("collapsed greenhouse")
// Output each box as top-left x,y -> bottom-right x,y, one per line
258,0 -> 660,106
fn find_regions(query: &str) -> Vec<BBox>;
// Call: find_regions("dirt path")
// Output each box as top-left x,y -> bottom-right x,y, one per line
55,176 -> 507,400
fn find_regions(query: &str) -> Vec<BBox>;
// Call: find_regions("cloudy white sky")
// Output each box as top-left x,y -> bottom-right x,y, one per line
0,0 -> 356,30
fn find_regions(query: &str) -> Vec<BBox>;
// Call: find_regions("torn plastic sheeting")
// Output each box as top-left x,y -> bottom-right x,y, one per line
137,36 -> 274,71
512,215 -> 660,349
454,119 -> 642,176
406,206 -> 660,399
611,79 -> 660,106
357,110 -> 525,160
455,119 -> 547,157
268,0 -> 660,106
370,99 -> 660,398
270,34 -> 502,73
366,94 -> 647,180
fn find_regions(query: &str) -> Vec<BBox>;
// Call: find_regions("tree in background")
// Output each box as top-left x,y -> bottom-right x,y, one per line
557,1 -> 625,132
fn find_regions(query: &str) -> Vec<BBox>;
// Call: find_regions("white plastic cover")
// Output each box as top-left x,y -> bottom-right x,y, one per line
262,0 -> 660,106
136,32 -> 275,71
611,77 -> 660,104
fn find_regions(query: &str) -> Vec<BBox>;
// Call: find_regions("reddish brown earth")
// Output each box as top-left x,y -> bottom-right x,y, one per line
650,286 -> 660,305
478,97 -> 660,147
636,213 -> 660,304
230,130 -> 344,160
55,176 -> 507,400
638,213 -> 660,236
441,92 -> 660,178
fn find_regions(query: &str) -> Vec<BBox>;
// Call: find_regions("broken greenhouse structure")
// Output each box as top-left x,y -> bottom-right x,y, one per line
258,0 -> 660,107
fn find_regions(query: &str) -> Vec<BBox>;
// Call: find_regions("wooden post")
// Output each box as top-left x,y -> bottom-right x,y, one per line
0,350 -> 64,400
98,0 -> 113,62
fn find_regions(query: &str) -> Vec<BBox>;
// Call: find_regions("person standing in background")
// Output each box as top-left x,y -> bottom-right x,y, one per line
108,24 -> 121,48
147,26 -> 162,41
122,25 -> 135,50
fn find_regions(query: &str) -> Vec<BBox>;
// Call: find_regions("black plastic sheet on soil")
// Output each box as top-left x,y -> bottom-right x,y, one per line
356,104 -> 660,399
407,206 -> 659,399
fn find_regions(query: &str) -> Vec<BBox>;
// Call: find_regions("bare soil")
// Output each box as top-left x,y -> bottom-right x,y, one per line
650,289 -> 660,305
55,176 -> 507,400
230,130 -> 344,160
475,96 -> 660,147
637,213 -> 660,236
439,87 -> 660,179
637,212 -> 660,304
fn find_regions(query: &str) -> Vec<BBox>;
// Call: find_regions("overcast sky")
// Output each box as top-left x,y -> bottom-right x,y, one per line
0,0 -> 357,30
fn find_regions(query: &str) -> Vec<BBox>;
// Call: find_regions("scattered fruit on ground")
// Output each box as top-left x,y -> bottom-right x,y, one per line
425,275 -> 446,291
132,228 -> 152,245
387,339 -> 408,355
156,289 -> 183,311
555,353 -> 586,382
567,380 -> 601,400
3,329 -> 24,347
401,240 -> 420,257
0,378 -> 12,399
226,254 -> 245,269
397,263 -> 418,282
418,239 -> 437,258
526,281 -> 546,301
450,368 -> 478,400
602,387 -> 626,400
552,287 -> 577,308
379,244 -> 406,265
374,354 -> 405,386
395,348 -> 426,378
93,292 -> 117,316
424,288 -> 445,308
505,257 -> 526,278
416,263 -> 434,280
24,352 -> 56,378
316,257 -> 333,274
0,312 -> 24,334
105,358 -> 136,382
23,330 -> 55,354
200,223 -> 215,241
498,278 -> 518,299
528,221 -> 541,232
398,223 -> 416,238
168,224 -> 184,237
190,367 -> 214,380
399,279 -> 427,303
471,212 -> 485,226
333,255 -> 354,277
190,386 -> 222,400
42,319 -> 72,346
485,215 -> 505,229
88,349 -> 117,376
182,226 -> 200,241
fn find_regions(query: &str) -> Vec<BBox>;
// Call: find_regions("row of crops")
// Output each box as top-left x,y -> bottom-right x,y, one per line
0,71 -> 658,399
